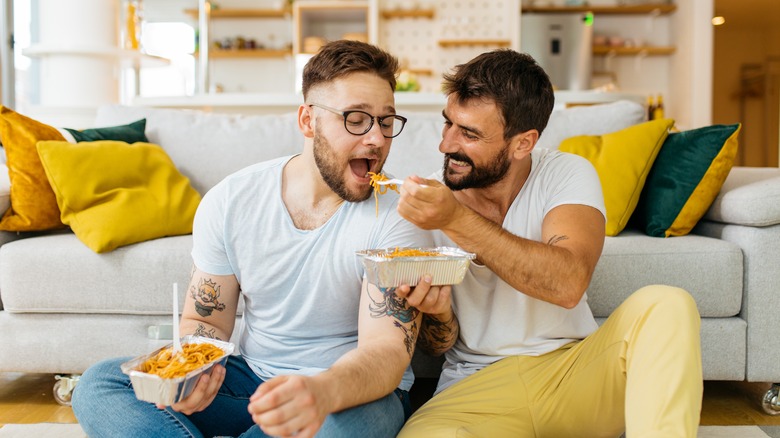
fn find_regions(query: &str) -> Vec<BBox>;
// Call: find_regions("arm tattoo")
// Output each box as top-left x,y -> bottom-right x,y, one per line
394,320 -> 418,357
190,278 -> 226,317
193,323 -> 222,341
368,287 -> 420,323
367,286 -> 420,356
547,234 -> 569,246
417,313 -> 458,355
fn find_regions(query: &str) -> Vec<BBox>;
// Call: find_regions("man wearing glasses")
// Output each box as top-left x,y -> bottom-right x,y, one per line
72,40 -> 443,438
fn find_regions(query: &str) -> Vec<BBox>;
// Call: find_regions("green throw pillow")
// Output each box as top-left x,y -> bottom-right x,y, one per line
632,123 -> 741,237
63,118 -> 147,143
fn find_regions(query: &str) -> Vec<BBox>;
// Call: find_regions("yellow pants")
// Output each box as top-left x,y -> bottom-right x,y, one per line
399,285 -> 703,438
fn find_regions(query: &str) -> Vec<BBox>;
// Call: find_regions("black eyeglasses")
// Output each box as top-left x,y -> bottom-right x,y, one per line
308,103 -> 407,138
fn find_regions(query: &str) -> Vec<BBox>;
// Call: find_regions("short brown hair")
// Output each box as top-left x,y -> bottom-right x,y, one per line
302,40 -> 399,99
442,49 -> 554,141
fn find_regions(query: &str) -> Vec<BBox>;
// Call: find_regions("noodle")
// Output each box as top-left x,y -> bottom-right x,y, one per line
368,172 -> 400,217
141,342 -> 224,378
384,247 -> 442,258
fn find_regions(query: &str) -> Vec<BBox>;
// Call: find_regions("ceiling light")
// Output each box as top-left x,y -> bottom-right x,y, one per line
712,16 -> 726,26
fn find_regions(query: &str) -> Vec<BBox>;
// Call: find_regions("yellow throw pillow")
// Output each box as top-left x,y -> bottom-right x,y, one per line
0,106 -> 67,231
559,118 -> 675,236
36,140 -> 202,253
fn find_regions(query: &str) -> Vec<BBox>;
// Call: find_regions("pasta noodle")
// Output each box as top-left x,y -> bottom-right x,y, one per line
384,247 -> 442,258
141,342 -> 224,378
368,172 -> 400,217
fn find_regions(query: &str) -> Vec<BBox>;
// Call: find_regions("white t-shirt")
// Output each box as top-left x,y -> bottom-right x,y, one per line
192,155 -> 433,391
433,147 -> 607,393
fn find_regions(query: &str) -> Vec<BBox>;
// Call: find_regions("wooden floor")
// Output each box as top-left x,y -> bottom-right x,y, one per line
2,372 -> 780,426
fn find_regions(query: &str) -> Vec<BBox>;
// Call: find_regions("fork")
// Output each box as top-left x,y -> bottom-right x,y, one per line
372,178 -> 404,186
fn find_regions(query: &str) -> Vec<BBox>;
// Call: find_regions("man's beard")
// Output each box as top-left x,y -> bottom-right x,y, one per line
313,128 -> 374,202
443,143 -> 511,190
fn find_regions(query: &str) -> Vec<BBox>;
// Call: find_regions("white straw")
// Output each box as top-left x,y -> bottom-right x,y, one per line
172,283 -> 182,353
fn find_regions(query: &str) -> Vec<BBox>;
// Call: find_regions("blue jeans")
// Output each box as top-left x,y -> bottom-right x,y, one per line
72,355 -> 411,438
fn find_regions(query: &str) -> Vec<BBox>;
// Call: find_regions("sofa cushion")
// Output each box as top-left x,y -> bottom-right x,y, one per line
588,230 -> 743,318
384,111 -> 447,179
37,140 -> 201,253
95,105 -> 302,195
633,124 -> 741,237
703,167 -> 780,227
0,233 -> 194,314
559,118 -> 674,236
536,100 -> 647,150
0,162 -> 9,216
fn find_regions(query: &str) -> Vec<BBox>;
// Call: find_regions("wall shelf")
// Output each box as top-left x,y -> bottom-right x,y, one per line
406,68 -> 433,76
185,8 -> 291,19
381,9 -> 435,19
521,4 -> 676,15
438,39 -> 512,47
592,45 -> 676,56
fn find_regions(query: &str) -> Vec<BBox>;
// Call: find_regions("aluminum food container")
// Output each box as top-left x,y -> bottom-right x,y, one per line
120,335 -> 234,405
356,247 -> 476,288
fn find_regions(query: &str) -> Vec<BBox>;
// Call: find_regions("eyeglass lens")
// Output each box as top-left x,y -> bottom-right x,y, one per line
345,111 -> 405,138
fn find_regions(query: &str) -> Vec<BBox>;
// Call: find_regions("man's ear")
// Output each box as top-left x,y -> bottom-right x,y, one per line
511,129 -> 539,159
298,104 -> 315,138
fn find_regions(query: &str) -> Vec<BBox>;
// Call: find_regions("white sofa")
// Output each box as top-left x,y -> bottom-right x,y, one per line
1,100 -> 780,411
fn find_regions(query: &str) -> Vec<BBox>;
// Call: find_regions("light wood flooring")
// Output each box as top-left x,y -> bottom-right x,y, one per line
2,372 -> 780,426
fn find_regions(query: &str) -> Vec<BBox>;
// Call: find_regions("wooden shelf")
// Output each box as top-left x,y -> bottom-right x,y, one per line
406,68 -> 433,76
438,39 -> 512,48
381,9 -> 435,19
197,49 -> 292,59
521,3 -> 676,15
592,45 -> 675,56
184,8 -> 290,19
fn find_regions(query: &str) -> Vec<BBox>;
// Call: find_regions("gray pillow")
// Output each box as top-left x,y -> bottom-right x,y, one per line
537,100 -> 646,150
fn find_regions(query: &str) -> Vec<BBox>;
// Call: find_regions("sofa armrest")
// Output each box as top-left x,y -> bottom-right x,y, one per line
703,166 -> 780,227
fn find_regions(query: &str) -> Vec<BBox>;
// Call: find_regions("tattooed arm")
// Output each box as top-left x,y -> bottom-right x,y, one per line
179,265 -> 240,342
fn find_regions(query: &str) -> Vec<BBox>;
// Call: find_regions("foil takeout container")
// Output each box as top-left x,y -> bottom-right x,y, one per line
120,335 -> 234,405
356,247 -> 475,288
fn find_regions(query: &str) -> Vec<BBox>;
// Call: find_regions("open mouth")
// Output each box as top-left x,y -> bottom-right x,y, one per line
446,155 -> 472,172
349,158 -> 378,183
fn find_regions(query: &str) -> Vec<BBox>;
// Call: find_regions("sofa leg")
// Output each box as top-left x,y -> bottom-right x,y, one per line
53,374 -> 80,406
762,383 -> 780,415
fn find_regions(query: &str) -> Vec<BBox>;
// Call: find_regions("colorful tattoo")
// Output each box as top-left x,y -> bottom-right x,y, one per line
191,278 -> 226,317
368,286 -> 419,323
193,323 -> 221,340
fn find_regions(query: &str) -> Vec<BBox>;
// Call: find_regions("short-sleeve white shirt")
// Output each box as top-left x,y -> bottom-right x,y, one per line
192,155 -> 433,391
433,147 -> 607,393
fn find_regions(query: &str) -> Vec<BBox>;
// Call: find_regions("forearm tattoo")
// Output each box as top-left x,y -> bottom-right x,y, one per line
547,234 -> 569,246
417,313 -> 458,355
368,286 -> 421,357
193,323 -> 222,341
191,278 -> 226,317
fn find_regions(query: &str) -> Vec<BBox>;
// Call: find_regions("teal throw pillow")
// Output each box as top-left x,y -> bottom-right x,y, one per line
632,123 -> 741,237
64,119 -> 148,143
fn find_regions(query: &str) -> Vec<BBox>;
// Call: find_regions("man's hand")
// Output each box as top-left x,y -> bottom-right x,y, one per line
158,363 -> 226,414
396,275 -> 452,317
247,375 -> 330,438
397,177 -> 462,231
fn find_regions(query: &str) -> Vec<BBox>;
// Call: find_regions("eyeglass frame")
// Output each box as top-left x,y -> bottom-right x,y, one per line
307,103 -> 408,139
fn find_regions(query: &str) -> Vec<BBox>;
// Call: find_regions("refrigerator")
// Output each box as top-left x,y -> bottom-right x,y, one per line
521,12 -> 593,91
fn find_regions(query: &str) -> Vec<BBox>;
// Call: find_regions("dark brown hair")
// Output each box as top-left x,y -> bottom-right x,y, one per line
442,49 -> 555,141
302,40 -> 399,99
